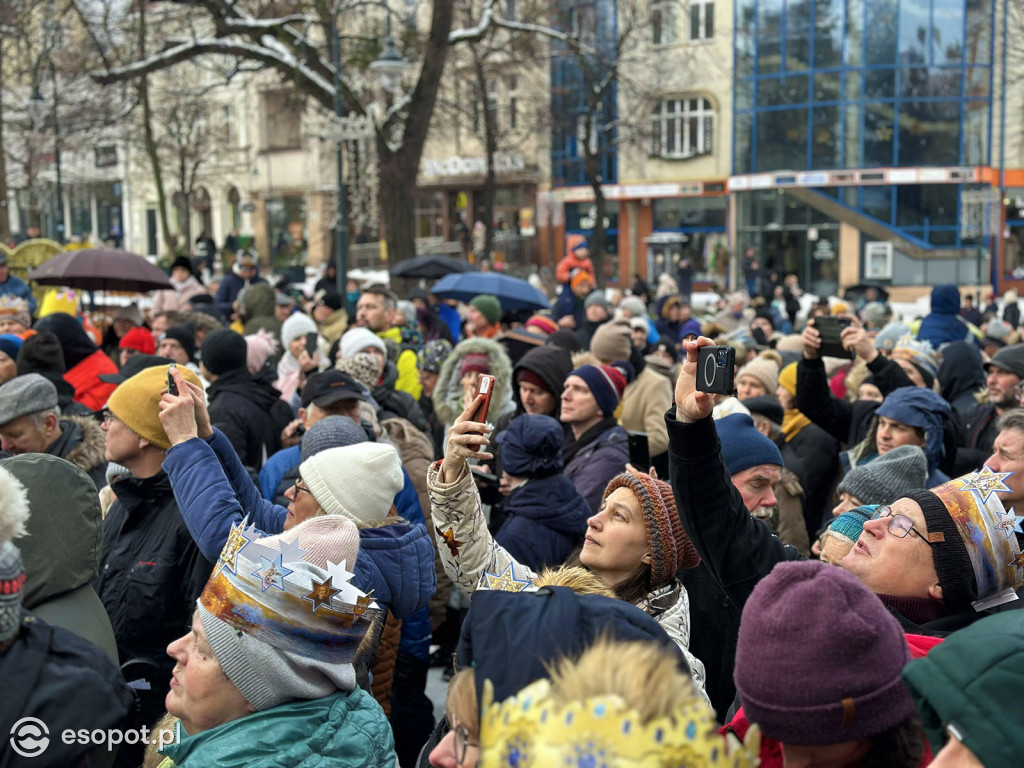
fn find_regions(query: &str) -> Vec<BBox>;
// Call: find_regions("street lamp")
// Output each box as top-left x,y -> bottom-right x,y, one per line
330,9 -> 410,299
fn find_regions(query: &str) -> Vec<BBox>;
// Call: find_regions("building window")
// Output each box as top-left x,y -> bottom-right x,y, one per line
262,90 -> 301,150
508,76 -> 518,130
221,104 -> 237,147
652,98 -> 714,159
577,109 -> 601,157
486,77 -> 500,132
652,0 -> 676,45
689,0 -> 713,41
95,145 -> 117,168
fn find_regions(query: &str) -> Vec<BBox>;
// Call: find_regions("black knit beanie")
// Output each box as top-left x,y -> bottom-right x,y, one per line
200,329 -> 248,376
902,489 -> 976,613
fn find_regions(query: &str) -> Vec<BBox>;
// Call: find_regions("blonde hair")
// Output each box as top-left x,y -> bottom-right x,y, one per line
446,668 -> 478,735
532,566 -> 616,598
542,637 -> 695,723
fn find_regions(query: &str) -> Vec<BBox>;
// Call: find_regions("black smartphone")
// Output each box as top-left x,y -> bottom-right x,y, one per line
627,431 -> 650,471
696,345 -> 736,395
305,332 -> 318,357
167,363 -> 178,396
814,316 -> 854,359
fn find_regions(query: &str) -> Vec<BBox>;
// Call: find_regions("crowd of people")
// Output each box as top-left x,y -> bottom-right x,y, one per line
0,242 -> 1021,768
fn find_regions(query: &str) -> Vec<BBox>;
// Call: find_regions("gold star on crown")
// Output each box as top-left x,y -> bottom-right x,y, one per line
483,563 -> 531,593
961,467 -> 1014,505
215,518 -> 253,576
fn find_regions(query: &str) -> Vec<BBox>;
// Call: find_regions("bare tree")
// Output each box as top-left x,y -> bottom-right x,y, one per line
84,0 -> 457,266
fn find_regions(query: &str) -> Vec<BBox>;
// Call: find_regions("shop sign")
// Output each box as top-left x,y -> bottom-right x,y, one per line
422,154 -> 526,177
813,239 -> 835,260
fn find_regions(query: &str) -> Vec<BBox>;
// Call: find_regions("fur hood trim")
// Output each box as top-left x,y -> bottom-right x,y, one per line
64,415 -> 108,473
433,337 -> 514,425
0,468 -> 29,544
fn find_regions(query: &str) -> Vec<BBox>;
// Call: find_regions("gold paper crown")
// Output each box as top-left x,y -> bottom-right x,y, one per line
479,678 -> 760,768
200,518 -> 383,663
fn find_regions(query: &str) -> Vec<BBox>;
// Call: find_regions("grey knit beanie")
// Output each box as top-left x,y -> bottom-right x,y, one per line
837,445 -> 928,505
300,415 -> 366,462
873,322 -> 912,352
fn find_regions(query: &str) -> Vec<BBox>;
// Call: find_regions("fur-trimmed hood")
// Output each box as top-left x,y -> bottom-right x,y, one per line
63,415 -> 107,474
433,336 -> 515,425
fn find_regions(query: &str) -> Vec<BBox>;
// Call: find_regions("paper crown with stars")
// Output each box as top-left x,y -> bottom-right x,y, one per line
479,676 -> 760,768
199,517 -> 382,663
920,468 -> 1024,612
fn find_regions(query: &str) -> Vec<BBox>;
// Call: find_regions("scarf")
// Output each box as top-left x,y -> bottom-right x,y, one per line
878,593 -> 951,627
562,416 -> 618,467
781,408 -> 813,442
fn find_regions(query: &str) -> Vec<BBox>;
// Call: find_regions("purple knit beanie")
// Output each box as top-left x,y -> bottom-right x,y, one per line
735,560 -> 915,745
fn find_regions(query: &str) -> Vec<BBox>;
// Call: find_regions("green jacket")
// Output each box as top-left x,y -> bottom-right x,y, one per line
157,688 -> 397,767
902,609 -> 1024,768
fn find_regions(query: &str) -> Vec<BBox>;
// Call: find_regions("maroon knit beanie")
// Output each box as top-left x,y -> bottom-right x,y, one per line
460,353 -> 491,377
602,472 -> 699,587
735,560 -> 915,745
517,368 -> 551,396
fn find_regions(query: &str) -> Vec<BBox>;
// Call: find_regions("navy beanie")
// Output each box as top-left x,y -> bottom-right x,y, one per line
497,413 -> 564,477
716,413 -> 783,476
569,364 -> 626,418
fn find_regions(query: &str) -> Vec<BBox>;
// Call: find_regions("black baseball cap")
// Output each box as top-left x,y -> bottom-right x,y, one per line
99,354 -> 176,384
301,370 -> 366,408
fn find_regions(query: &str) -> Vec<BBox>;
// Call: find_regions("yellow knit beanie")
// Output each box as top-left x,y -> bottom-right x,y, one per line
777,361 -> 798,397
107,365 -> 203,450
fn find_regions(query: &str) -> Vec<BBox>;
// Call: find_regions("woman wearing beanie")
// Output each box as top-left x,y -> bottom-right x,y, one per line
153,517 -> 396,767
153,256 -> 207,314
157,367 -> 434,630
426,394 -> 710,704
276,312 -> 320,408
727,561 -> 930,768
466,294 -> 502,338
776,361 -> 841,537
735,351 -> 780,400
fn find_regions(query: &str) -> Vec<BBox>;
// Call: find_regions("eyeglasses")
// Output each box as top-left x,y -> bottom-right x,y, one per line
292,479 -> 313,498
452,722 -> 478,764
871,506 -> 933,545
101,409 -> 116,427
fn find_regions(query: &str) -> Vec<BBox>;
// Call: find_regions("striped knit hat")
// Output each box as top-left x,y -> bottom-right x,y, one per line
569,364 -> 627,419
602,472 -> 700,587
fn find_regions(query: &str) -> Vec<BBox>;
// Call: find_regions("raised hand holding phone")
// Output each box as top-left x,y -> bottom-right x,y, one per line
441,393 -> 493,484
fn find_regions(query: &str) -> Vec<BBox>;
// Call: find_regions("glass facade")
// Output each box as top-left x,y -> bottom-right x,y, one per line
734,0 -> 994,252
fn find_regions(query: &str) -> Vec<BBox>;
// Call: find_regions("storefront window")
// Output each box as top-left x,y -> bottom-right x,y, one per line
70,186 -> 91,239
96,183 -> 122,246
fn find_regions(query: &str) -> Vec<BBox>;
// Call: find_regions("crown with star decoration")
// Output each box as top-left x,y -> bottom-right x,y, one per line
200,516 -> 382,662
479,676 -> 760,768
931,468 -> 1024,610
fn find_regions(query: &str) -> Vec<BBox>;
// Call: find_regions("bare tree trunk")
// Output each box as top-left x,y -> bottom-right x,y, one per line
585,139 -> 606,287
138,1 -> 174,257
0,50 -> 10,242
474,55 -> 496,261
376,0 -> 455,264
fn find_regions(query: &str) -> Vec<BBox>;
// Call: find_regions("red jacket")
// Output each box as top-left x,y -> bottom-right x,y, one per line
723,633 -> 942,768
65,349 -> 119,411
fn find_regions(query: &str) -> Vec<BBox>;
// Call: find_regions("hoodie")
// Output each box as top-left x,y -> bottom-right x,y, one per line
511,345 -> 574,418
937,341 -> 986,419
916,284 -> 976,349
1,453 -> 120,665
240,283 -> 282,340
432,336 -> 515,426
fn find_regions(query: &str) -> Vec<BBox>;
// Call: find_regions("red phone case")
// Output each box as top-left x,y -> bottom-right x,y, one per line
473,374 -> 495,423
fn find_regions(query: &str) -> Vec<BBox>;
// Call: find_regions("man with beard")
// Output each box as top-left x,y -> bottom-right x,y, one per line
954,345 -> 1024,474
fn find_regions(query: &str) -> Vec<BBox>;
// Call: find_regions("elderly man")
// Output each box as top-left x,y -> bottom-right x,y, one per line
670,336 -> 1023,720
0,373 -> 107,489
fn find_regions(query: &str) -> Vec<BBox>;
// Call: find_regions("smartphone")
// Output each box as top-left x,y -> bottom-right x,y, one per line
696,345 -> 736,395
304,332 -> 318,357
470,374 -> 495,424
814,316 -> 854,359
167,363 -> 178,396
627,431 -> 650,471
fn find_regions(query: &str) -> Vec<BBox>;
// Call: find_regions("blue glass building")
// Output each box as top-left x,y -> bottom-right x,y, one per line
731,0 -> 1000,293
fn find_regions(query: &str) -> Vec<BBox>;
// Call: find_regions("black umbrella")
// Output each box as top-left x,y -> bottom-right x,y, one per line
842,283 -> 890,304
29,248 -> 172,292
390,253 -> 475,280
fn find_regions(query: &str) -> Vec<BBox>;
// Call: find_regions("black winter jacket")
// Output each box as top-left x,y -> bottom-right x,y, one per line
1,614 -> 135,768
95,472 -> 213,692
954,401 -> 1000,475
785,422 -> 840,535
207,368 -> 295,470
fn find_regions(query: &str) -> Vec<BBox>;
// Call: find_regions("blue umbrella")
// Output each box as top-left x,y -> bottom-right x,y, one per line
430,272 -> 550,312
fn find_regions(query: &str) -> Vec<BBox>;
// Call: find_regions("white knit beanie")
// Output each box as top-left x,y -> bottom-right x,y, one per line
299,443 -> 403,524
281,312 -> 318,348
737,356 -> 780,394
340,328 -> 387,360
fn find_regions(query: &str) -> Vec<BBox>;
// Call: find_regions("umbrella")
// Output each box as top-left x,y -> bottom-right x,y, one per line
29,248 -> 172,292
390,253 -> 475,280
430,272 -> 550,312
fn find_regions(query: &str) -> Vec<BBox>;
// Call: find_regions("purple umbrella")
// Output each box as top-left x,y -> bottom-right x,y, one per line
29,248 -> 172,292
